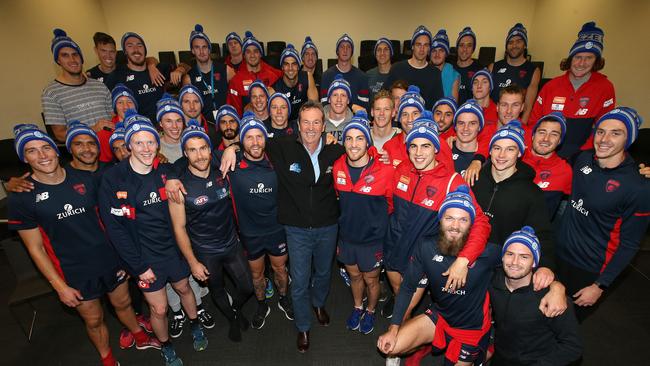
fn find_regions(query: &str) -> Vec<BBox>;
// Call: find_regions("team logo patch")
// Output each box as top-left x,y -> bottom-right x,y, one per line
290,163 -> 301,173
392,159 -> 402,167
364,174 -> 375,184
116,270 -> 127,282
286,127 -> 294,135
467,71 -> 475,78
214,72 -> 221,81
194,195 -> 209,205
519,70 -> 527,79
426,185 -> 437,198
579,97 -> 590,107
138,280 -> 150,289
606,179 -> 620,193
73,183 -> 86,195
539,170 -> 551,180
298,83 -> 303,92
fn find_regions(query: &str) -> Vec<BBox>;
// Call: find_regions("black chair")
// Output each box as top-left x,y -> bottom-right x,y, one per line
357,55 -> 377,72
210,44 -> 222,61
390,40 -> 401,59
531,61 -> 545,78
263,55 -> 281,69
539,77 -> 551,91
402,40 -> 412,56
446,46 -> 458,65
3,237 -> 55,341
360,40 -> 377,57
158,51 -> 177,68
478,46 -> 496,67
629,128 -> 650,165
116,50 -> 127,66
266,41 -> 286,56
222,43 -> 230,58
327,58 -> 337,69
178,50 -> 194,66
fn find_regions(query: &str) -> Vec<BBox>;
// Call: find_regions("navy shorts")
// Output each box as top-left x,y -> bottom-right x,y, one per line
241,229 -> 288,261
337,240 -> 383,273
137,255 -> 190,293
425,307 -> 490,365
72,264 -> 128,300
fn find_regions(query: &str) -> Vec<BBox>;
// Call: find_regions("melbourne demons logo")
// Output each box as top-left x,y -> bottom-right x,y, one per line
73,183 -> 86,195
426,186 -> 437,198
606,179 -> 620,193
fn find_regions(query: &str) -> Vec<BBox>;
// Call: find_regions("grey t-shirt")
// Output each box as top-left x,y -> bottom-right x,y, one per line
159,138 -> 182,163
366,66 -> 390,102
41,78 -> 112,126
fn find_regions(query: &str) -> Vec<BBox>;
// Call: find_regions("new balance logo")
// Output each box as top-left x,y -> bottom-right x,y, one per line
580,165 -> 592,175
36,192 -> 49,202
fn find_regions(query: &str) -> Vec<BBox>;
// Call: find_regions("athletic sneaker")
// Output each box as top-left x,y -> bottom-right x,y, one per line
119,328 -> 134,349
251,302 -> 271,329
346,307 -> 364,330
359,310 -> 375,334
385,356 -> 401,366
339,267 -> 351,287
169,309 -> 186,338
161,344 -> 183,366
235,309 -> 250,331
135,333 -> 162,350
136,314 -> 153,333
197,308 -> 215,329
378,281 -> 389,302
190,323 -> 208,351
381,295 -> 394,319
278,295 -> 294,320
264,277 -> 275,299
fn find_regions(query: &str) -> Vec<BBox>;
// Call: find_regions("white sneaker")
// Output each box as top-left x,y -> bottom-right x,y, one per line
385,356 -> 401,366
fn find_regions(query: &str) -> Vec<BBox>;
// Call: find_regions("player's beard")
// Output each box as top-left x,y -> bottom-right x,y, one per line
438,227 -> 469,256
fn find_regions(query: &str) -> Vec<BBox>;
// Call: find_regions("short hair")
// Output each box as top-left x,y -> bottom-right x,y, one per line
389,79 -> 409,93
498,84 -> 526,102
298,100 -> 325,122
559,56 -> 605,72
372,89 -> 394,108
93,32 -> 115,47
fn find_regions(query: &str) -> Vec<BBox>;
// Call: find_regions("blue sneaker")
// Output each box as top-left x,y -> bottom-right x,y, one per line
339,268 -> 351,287
346,307 -> 364,330
161,344 -> 183,366
265,277 -> 274,299
359,310 -> 375,334
190,323 -> 208,351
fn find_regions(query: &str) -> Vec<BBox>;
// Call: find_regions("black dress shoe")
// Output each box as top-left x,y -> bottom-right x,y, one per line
297,331 -> 310,352
313,307 -> 330,326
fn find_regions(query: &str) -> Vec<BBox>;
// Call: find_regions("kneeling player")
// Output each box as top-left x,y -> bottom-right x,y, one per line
379,186 -> 495,365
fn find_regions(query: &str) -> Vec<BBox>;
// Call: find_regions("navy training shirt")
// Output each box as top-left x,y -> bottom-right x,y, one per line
118,63 -> 171,122
392,240 -> 500,329
273,71 -> 310,121
8,168 -> 121,286
228,157 -> 283,237
177,163 -> 237,256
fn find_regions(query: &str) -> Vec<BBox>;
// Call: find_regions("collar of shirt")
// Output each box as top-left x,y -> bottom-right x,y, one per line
305,139 -> 323,182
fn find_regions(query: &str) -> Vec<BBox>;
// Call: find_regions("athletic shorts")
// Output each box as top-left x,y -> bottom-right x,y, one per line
337,240 -> 383,273
137,256 -> 190,293
425,307 -> 490,365
240,230 -> 288,261
73,265 -> 128,300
